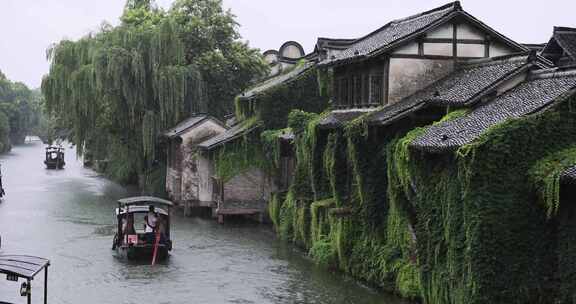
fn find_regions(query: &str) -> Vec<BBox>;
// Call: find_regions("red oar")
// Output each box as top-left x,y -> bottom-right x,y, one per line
151,230 -> 161,266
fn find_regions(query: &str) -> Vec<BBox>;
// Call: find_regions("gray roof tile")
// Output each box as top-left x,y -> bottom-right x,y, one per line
163,115 -> 209,138
411,69 -> 576,152
198,123 -> 259,150
562,165 -> 576,184
367,55 -> 531,126
239,62 -> 315,100
317,110 -> 372,128
322,2 -> 458,65
555,32 -> 576,61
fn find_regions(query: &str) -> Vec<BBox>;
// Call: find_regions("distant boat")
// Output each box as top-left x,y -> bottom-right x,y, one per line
44,146 -> 65,169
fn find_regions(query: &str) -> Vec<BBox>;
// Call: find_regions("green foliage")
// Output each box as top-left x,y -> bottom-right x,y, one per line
214,119 -> 267,182
261,128 -> 291,172
237,66 -> 329,129
395,99 -> 576,304
43,0 -> 267,191
309,236 -> 337,268
0,71 -> 44,150
529,147 -> 576,217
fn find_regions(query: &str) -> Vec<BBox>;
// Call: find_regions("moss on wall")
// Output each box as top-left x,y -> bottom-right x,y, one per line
396,98 -> 576,304
236,65 -> 329,130
270,98 -> 576,304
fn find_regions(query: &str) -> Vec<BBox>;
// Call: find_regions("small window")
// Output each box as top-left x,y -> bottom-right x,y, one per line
341,78 -> 349,107
353,75 -> 362,106
362,74 -> 370,106
370,74 -> 383,105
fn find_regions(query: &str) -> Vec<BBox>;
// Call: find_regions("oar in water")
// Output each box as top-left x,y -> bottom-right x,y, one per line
151,230 -> 161,266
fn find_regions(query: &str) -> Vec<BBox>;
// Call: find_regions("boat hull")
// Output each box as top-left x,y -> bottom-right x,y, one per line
44,160 -> 65,169
115,244 -> 169,261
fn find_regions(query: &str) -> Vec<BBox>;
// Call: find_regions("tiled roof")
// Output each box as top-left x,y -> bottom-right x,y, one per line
315,37 -> 356,51
317,110 -> 373,129
561,165 -> 576,184
541,27 -> 576,63
322,2 -> 458,66
411,69 -> 576,153
367,54 -> 532,126
555,31 -> 576,61
197,122 -> 260,151
163,115 -> 211,138
238,61 -> 315,100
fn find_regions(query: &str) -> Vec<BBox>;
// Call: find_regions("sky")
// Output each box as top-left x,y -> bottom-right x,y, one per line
0,0 -> 574,89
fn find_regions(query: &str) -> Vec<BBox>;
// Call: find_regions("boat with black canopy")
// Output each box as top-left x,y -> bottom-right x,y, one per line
44,146 -> 65,169
112,196 -> 173,262
0,255 -> 50,304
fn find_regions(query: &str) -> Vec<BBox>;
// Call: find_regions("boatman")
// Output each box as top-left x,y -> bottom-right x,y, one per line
146,205 -> 158,233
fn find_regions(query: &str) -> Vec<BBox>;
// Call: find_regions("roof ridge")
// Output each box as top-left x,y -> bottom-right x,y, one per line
458,52 -> 530,68
554,26 -> 576,34
529,67 -> 576,80
345,2 -> 459,48
390,1 -> 459,25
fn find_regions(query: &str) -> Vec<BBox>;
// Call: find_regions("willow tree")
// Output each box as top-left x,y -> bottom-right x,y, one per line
42,11 -> 204,188
42,0 -> 267,190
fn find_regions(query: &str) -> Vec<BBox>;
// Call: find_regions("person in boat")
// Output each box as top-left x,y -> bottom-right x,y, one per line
146,206 -> 158,231
143,206 -> 158,243
122,213 -> 135,235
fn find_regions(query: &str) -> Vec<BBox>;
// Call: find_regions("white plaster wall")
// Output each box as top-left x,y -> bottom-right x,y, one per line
281,45 -> 303,59
457,23 -> 485,40
197,153 -> 215,203
269,64 -> 282,77
424,43 -> 453,56
490,42 -> 513,57
427,23 -> 453,38
388,58 -> 455,104
280,61 -> 296,71
457,44 -> 485,58
264,53 -> 278,64
393,42 -> 419,55
172,120 -> 227,205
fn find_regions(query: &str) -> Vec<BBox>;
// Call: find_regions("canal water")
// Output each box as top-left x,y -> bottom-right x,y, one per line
0,141 -> 409,304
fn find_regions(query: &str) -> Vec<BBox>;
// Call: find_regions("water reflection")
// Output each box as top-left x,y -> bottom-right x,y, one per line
0,141 -> 409,304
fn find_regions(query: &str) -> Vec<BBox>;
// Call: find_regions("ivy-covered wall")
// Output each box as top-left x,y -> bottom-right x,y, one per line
269,110 -> 441,299
395,98 -> 576,304
213,63 -> 328,193
235,65 -> 329,129
269,97 -> 576,303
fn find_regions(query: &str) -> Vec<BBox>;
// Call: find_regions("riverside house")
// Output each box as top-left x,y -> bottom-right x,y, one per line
163,115 -> 227,215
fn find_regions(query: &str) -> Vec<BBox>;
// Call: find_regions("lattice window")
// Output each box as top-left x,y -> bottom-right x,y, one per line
362,74 -> 370,106
353,75 -> 363,106
370,74 -> 384,105
340,78 -> 349,107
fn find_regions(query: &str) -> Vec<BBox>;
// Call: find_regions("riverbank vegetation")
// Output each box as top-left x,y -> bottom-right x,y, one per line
42,0 -> 268,190
0,71 -> 44,152
264,96 -> 576,303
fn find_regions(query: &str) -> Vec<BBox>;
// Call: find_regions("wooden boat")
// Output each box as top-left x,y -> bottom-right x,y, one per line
112,196 -> 173,261
44,146 -> 65,169
0,254 -> 50,304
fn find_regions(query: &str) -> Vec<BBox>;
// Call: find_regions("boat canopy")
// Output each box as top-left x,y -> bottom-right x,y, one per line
0,255 -> 50,280
116,205 -> 169,216
117,196 -> 174,207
